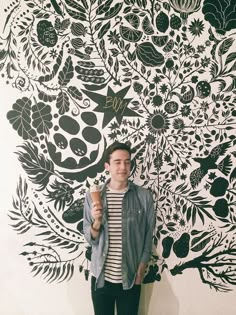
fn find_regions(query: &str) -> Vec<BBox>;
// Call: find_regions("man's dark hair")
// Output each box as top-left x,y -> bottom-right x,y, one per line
104,142 -> 131,163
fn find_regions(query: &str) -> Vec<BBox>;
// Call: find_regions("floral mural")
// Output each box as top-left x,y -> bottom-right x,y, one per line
1,0 -> 236,292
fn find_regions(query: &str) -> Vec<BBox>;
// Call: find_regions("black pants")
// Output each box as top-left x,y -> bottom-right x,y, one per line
91,276 -> 141,315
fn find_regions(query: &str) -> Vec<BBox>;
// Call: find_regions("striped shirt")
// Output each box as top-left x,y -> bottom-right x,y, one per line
104,187 -> 127,283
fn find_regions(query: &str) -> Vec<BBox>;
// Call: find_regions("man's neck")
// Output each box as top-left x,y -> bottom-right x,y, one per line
108,180 -> 128,191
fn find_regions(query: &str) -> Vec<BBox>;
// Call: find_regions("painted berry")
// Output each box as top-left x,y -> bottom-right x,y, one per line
156,11 -> 169,33
196,80 -> 211,98
170,14 -> 182,30
37,20 -> 58,47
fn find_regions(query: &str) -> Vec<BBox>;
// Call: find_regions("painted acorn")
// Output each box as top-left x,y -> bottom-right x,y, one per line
37,20 -> 58,47
156,11 -> 169,33
170,14 -> 182,30
136,42 -> 164,67
173,233 -> 190,258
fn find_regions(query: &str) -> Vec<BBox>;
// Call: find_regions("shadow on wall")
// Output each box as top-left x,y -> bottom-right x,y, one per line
66,272 -> 93,315
139,271 -> 179,315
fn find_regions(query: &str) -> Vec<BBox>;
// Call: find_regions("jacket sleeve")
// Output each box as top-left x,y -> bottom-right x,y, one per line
140,190 -> 155,263
83,191 -> 100,245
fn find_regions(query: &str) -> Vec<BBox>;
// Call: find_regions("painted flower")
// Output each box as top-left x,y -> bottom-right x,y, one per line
153,75 -> 162,84
201,56 -> 211,68
200,101 -> 209,111
169,0 -> 202,20
164,154 -> 172,162
145,134 -> 155,144
180,105 -> 191,117
173,213 -> 180,221
99,175 -> 106,182
107,30 -> 120,44
197,45 -> 206,53
191,76 -> 198,83
208,172 -> 217,180
179,218 -> 186,227
110,121 -> 119,130
49,48 -> 57,59
154,153 -> 163,171
146,110 -> 170,135
188,19 -> 204,36
160,84 -> 168,94
183,43 -> 195,55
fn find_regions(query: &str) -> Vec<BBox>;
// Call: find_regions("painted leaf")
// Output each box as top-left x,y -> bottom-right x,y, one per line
98,3 -> 123,20
96,0 -> 113,15
6,97 -> 37,140
68,86 -> 83,100
32,102 -> 53,134
98,21 -> 111,39
203,0 -> 236,34
58,56 -> 74,86
16,141 -> 54,191
38,89 -> 57,102
218,38 -> 234,56
50,0 -> 63,16
65,7 -> 86,20
56,91 -> 70,114
191,233 -> 212,252
64,0 -> 86,13
225,52 -> 236,66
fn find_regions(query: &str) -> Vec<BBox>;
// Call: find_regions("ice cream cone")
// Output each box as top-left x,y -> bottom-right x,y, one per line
90,185 -> 102,209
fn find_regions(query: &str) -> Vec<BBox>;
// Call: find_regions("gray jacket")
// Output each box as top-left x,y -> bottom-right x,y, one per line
83,180 -> 155,290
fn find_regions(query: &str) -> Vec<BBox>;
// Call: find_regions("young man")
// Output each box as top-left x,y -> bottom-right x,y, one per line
83,142 -> 155,315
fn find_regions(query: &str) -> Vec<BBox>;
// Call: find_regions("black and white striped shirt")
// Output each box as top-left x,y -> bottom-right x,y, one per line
104,187 -> 127,283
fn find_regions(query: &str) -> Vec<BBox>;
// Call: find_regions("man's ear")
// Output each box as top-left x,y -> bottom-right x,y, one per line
104,162 -> 109,171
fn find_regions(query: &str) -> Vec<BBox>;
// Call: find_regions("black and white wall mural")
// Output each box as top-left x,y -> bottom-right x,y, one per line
1,0 -> 236,293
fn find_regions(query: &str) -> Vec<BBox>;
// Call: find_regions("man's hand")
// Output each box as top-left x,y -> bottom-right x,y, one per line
91,201 -> 103,222
91,202 -> 103,239
135,262 -> 147,285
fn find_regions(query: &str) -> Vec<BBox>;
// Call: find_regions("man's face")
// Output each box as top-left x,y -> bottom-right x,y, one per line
105,149 -> 131,184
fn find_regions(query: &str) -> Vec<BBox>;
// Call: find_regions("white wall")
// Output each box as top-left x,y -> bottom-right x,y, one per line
1,0 -> 236,314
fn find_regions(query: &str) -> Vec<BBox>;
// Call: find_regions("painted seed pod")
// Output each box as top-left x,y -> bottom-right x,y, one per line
77,61 -> 96,68
77,74 -> 105,83
37,20 -> 58,47
75,65 -> 104,76
71,22 -> 87,36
